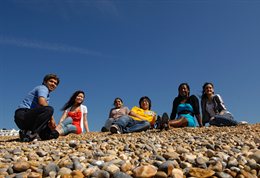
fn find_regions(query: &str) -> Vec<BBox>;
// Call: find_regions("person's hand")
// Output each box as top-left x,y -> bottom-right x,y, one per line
48,118 -> 57,130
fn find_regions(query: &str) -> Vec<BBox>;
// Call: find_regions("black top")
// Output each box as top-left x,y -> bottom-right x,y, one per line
170,95 -> 200,120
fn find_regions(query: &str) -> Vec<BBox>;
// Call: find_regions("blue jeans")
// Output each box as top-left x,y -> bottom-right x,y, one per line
60,118 -> 77,135
113,115 -> 150,133
209,112 -> 238,126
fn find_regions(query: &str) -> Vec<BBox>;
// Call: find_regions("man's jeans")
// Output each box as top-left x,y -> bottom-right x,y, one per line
209,112 -> 238,126
113,115 -> 150,133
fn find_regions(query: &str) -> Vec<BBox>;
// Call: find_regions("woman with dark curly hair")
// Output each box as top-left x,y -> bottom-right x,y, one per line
157,83 -> 203,130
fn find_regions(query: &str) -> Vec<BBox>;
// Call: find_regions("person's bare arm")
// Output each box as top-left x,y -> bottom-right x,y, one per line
38,96 -> 48,106
129,111 -> 146,120
195,114 -> 203,127
83,113 -> 89,132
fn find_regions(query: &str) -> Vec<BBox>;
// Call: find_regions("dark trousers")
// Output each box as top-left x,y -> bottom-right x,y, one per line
14,106 -> 53,138
209,113 -> 238,126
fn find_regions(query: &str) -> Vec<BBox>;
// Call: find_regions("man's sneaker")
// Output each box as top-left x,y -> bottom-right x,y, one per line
238,121 -> 248,125
110,124 -> 122,134
19,130 -> 28,142
20,131 -> 40,142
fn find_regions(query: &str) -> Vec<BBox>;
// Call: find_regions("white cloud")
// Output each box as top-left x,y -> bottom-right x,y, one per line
0,36 -> 104,56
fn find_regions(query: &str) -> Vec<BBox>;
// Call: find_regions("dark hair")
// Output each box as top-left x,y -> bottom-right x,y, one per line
139,96 -> 152,110
202,82 -> 214,99
113,97 -> 123,106
178,83 -> 190,97
42,74 -> 60,85
61,90 -> 85,111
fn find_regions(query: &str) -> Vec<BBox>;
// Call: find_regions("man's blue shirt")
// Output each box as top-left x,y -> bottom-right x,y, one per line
18,85 -> 50,109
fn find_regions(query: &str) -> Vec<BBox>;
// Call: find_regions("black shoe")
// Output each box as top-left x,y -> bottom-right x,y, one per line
19,130 -> 28,142
101,127 -> 109,132
162,113 -> 169,130
20,131 -> 40,142
156,115 -> 162,130
49,130 -> 59,139
110,124 -> 122,134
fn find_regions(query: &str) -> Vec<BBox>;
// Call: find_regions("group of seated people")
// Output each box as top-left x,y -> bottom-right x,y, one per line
101,82 -> 240,134
14,73 -> 242,142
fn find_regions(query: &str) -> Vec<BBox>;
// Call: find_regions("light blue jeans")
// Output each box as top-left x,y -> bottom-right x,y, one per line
60,118 -> 77,135
112,115 -> 150,133
104,118 -> 116,130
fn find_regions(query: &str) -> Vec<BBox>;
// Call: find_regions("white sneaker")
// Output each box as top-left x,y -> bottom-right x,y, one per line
238,121 -> 248,125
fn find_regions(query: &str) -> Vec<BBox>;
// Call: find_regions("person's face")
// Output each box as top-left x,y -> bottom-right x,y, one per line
75,93 -> 84,104
114,99 -> 123,108
45,78 -> 58,92
140,99 -> 150,110
204,84 -> 214,96
179,85 -> 189,97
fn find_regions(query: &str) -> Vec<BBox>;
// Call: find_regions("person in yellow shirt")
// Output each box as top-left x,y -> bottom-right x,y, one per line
110,96 -> 156,134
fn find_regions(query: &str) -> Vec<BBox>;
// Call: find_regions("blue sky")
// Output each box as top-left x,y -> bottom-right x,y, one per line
1,0 -> 259,131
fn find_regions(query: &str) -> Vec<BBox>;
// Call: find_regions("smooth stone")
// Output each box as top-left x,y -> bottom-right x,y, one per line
91,170 -> 110,178
113,171 -> 133,178
158,161 -> 174,176
154,171 -> 167,178
171,168 -> 183,178
58,167 -> 72,176
12,162 -> 30,172
249,150 -> 260,163
71,170 -> 84,178
189,168 -> 215,178
133,165 -> 157,178
43,162 -> 59,177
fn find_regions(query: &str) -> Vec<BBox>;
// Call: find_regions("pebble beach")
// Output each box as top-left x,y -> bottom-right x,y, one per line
0,124 -> 259,178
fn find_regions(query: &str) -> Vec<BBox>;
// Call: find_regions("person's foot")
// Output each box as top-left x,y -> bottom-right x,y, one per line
161,113 -> 169,130
156,113 -> 169,130
156,115 -> 162,130
110,124 -> 122,134
101,127 -> 109,132
238,121 -> 248,125
49,130 -> 59,139
20,131 -> 40,142
19,130 -> 28,142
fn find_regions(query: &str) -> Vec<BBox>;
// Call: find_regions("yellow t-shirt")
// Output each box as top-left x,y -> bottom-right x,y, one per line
130,106 -> 156,125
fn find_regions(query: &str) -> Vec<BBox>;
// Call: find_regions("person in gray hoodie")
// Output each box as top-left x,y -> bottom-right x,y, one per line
201,82 -> 238,126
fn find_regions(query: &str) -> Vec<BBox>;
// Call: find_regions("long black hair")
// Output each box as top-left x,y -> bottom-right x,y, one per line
201,82 -> 214,99
177,83 -> 190,98
61,90 -> 85,111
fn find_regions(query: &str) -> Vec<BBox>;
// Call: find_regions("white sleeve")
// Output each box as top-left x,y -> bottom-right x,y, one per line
80,105 -> 87,131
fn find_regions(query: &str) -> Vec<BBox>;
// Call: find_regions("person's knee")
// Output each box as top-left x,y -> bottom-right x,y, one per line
14,109 -> 25,129
45,106 -> 54,115
143,121 -> 151,130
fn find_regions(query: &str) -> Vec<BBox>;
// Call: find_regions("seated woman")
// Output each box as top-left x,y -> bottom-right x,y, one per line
110,96 -> 156,134
101,97 -> 130,132
157,83 -> 203,129
56,90 -> 89,135
201,82 -> 238,126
